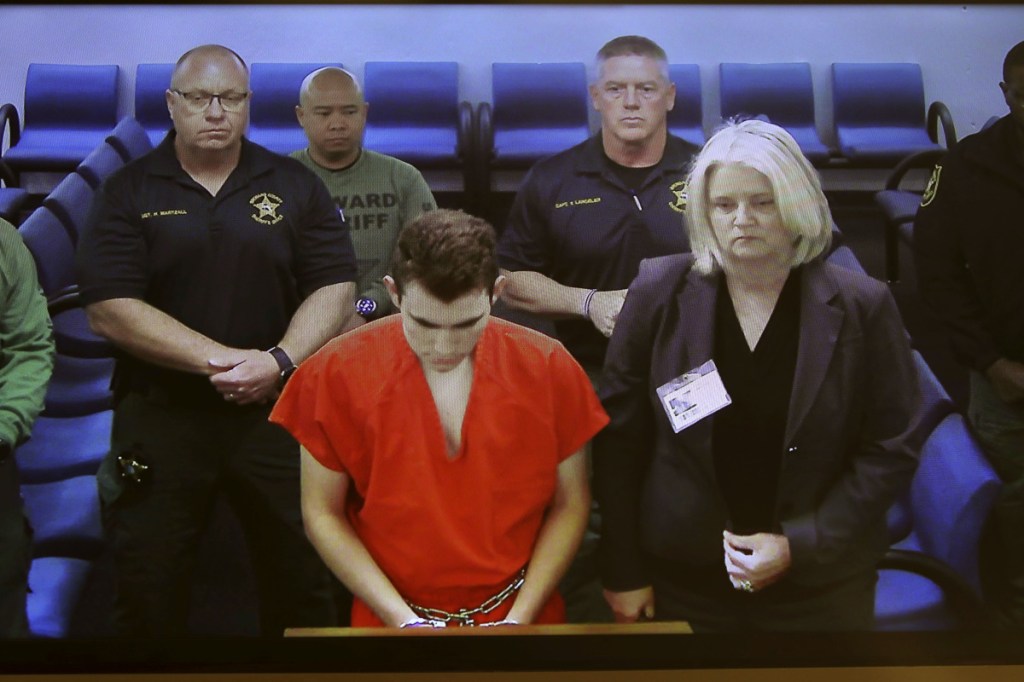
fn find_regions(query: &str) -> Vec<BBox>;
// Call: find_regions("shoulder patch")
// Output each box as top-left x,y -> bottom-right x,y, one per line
920,165 -> 942,208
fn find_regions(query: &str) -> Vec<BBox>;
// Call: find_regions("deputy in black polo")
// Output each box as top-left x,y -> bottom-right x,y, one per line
496,35 -> 698,625
76,44 -> 357,637
498,35 -> 698,372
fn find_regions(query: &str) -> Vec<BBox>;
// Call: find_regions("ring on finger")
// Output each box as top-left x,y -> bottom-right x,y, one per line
738,579 -> 754,593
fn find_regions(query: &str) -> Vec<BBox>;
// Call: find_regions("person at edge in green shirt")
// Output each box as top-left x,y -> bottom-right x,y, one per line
0,217 -> 55,637
293,66 -> 437,332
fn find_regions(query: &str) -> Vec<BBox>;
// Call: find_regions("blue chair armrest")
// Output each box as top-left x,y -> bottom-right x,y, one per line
879,548 -> 995,630
927,101 -> 957,149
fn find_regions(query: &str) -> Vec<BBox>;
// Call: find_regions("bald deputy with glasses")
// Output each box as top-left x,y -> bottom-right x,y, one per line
76,44 -> 358,637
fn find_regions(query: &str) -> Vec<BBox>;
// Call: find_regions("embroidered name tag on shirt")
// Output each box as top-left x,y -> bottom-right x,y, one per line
656,360 -> 732,433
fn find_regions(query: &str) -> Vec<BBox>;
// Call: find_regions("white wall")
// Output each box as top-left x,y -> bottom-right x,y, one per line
1,4 -> 1021,148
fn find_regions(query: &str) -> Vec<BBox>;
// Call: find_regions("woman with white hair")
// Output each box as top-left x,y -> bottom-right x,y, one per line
593,119 -> 921,631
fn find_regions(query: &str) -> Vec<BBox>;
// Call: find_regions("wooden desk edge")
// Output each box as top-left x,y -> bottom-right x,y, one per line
285,622 -> 692,637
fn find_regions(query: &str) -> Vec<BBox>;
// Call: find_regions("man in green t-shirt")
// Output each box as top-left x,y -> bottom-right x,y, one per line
294,67 -> 437,331
0,217 -> 55,636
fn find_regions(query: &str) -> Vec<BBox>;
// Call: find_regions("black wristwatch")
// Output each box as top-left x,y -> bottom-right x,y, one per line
355,296 -> 378,320
267,346 -> 297,384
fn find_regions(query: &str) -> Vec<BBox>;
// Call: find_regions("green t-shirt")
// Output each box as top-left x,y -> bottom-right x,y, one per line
0,218 -> 54,445
291,148 -> 437,316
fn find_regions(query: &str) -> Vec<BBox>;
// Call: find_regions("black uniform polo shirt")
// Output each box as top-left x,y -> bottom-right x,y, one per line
914,114 -> 1024,372
77,132 -> 357,401
498,133 -> 699,369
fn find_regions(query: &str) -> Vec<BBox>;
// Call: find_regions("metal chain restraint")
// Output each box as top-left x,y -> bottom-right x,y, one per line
405,568 -> 527,627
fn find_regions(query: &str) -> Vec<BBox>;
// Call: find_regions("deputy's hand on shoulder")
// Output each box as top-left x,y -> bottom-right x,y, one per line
587,289 -> 628,338
208,349 -> 282,405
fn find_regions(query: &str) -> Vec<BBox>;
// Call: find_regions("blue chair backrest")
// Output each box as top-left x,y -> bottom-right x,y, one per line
492,62 -> 589,130
17,206 -> 76,296
365,62 -> 458,127
667,64 -> 703,144
911,413 -> 1001,592
832,63 -> 927,130
720,63 -> 816,129
24,63 -> 119,130
134,63 -> 175,145
76,141 -> 124,189
250,62 -> 342,128
106,117 -> 153,162
42,171 -> 94,245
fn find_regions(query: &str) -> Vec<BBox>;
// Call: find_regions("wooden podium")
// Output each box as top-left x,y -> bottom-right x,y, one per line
285,622 -> 692,636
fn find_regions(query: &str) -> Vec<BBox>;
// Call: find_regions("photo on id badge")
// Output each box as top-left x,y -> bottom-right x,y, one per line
656,359 -> 732,433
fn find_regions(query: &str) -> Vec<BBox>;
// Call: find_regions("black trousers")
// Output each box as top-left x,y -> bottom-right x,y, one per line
0,455 -> 31,638
648,556 -> 877,632
99,391 -> 336,636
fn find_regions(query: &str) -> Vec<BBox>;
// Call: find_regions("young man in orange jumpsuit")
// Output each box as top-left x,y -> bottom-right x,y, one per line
271,209 -> 608,627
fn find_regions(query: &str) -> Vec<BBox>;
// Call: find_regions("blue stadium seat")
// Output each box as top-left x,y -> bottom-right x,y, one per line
43,353 -> 115,418
26,557 -> 93,638
134,63 -> 175,146
484,62 -> 590,168
17,206 -> 76,296
363,62 -> 473,174
15,410 -> 113,484
19,206 -> 113,359
2,64 -> 119,174
105,117 -> 153,162
719,63 -> 831,165
248,62 -> 342,154
0,159 -> 28,225
886,351 -> 958,544
75,140 -> 124,190
0,102 -> 19,158
831,63 -> 952,166
875,413 -> 1002,630
1,104 -> 27,222
476,62 -> 591,200
42,171 -> 94,245
667,64 -> 704,147
21,476 -> 105,559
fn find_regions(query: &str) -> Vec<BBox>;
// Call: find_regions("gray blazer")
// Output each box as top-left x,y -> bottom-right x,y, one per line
594,254 -> 921,591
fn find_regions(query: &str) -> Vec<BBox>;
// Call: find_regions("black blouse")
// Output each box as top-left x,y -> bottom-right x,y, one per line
711,268 -> 802,535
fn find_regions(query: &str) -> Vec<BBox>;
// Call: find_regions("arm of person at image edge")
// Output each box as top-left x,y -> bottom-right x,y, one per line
0,221 -> 56,455
592,257 -> 670,623
342,163 -> 438,334
496,167 -> 625,338
762,269 -> 920,593
913,149 -> 1024,404
76,175 -> 357,405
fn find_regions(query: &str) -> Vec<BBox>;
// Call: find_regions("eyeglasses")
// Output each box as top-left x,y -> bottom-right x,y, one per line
171,89 -> 250,112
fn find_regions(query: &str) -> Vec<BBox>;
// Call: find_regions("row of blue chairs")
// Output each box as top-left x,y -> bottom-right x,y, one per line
2,61 -> 955,204
10,122 -> 149,637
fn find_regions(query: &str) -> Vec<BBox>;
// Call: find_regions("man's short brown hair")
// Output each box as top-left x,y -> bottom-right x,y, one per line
593,35 -> 669,84
389,209 -> 499,302
597,35 -> 668,63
